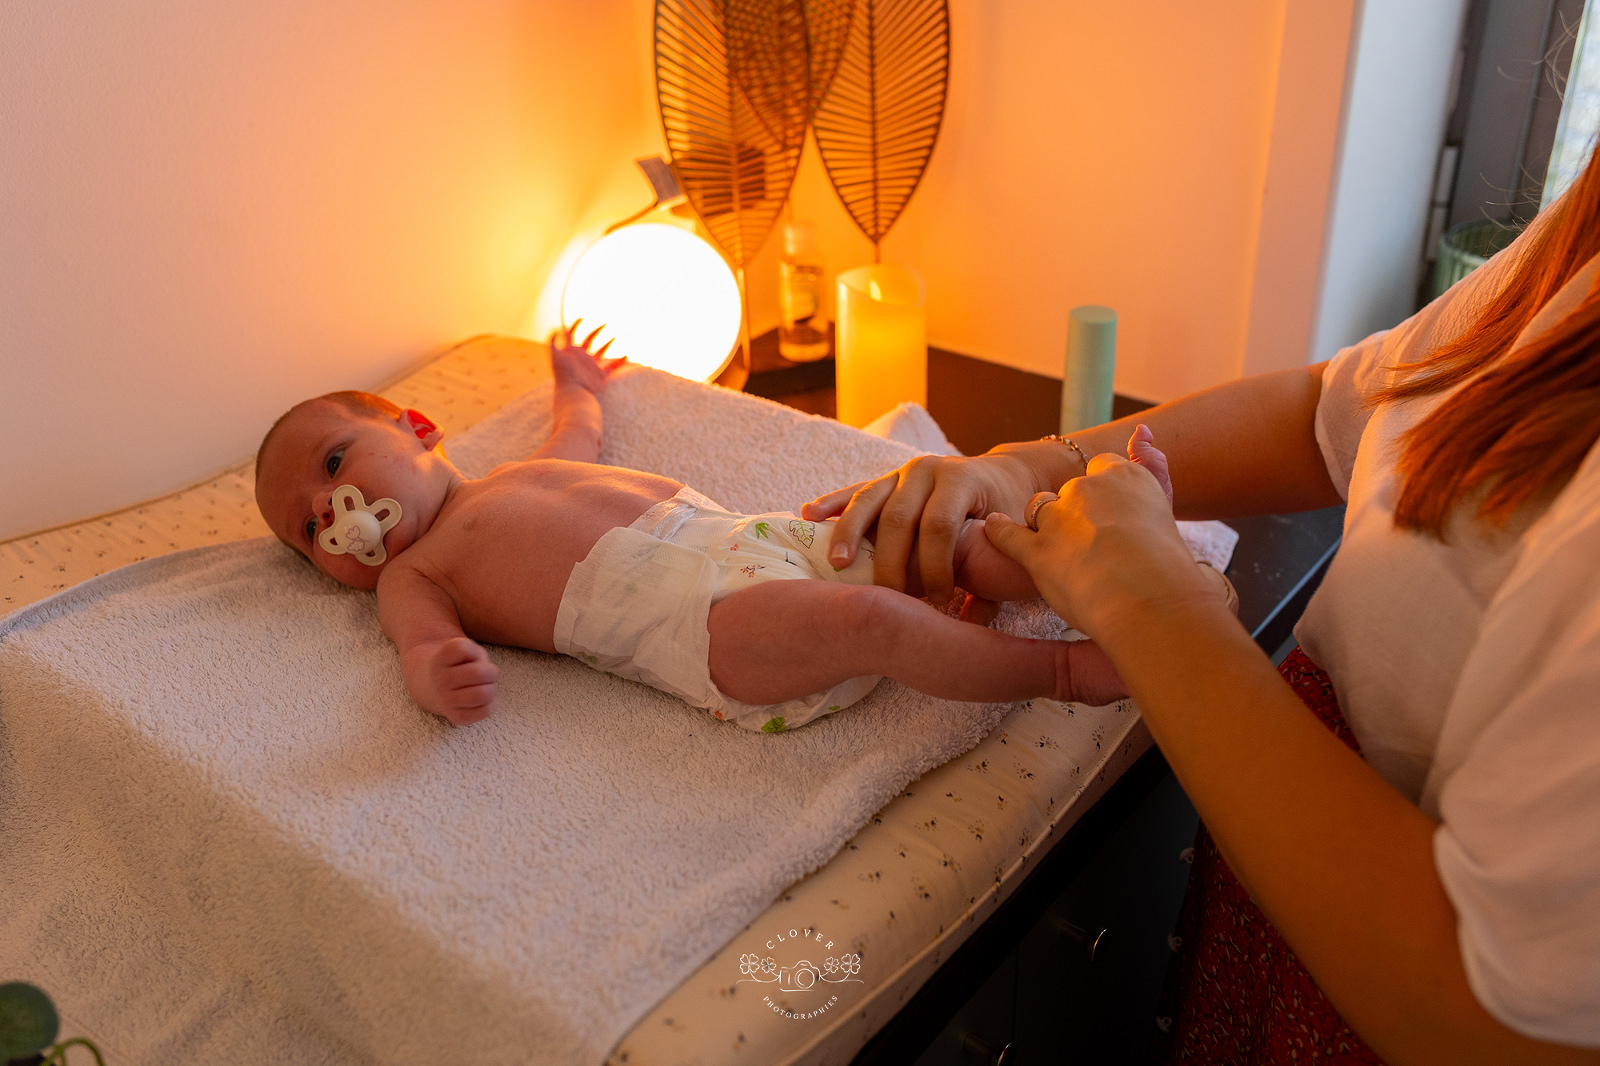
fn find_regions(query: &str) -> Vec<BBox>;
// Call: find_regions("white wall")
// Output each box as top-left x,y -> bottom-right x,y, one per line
747,0 -> 1304,405
3,0 -> 1468,541
1240,0 -> 1361,376
1311,0 -> 1470,361
0,0 -> 662,541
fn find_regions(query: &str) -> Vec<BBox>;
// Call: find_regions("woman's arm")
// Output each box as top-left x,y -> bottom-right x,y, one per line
804,361 -> 1341,603
1023,360 -> 1340,519
1106,603 -> 1597,1064
983,456 -> 1600,1065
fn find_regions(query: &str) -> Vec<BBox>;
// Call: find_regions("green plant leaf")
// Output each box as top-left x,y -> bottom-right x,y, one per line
0,982 -> 60,1060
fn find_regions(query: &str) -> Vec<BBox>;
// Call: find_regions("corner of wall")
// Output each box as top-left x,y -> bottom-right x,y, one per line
1239,0 -> 1362,377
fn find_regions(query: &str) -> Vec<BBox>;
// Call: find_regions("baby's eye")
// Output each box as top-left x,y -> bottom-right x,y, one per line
305,516 -> 318,543
326,451 -> 343,477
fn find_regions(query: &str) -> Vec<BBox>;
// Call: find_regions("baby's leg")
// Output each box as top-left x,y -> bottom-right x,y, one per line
706,580 -> 1125,707
891,518 -> 1038,602
950,518 -> 1039,602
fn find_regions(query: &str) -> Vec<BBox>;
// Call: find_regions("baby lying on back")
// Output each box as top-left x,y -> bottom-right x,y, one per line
253,330 -> 1171,731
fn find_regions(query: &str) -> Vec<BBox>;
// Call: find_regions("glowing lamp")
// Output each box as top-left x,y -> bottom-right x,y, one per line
560,222 -> 742,382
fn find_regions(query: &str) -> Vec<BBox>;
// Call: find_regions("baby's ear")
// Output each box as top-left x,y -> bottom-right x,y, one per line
400,408 -> 443,450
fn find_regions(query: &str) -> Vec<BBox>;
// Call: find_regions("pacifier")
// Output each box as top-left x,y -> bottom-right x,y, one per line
318,485 -> 403,566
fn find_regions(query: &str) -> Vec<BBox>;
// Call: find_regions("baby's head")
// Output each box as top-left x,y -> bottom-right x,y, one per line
254,390 -> 457,589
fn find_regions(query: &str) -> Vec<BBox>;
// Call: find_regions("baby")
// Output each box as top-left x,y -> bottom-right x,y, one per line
254,329 -> 1146,731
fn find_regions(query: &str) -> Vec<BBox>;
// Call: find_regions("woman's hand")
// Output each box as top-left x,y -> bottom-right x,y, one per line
549,319 -> 626,394
801,450 -> 1040,605
983,426 -> 1220,644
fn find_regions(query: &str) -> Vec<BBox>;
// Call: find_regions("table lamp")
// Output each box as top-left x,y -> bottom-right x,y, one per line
559,159 -> 744,383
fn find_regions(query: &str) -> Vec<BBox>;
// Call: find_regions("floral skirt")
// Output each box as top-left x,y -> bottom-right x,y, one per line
1158,646 -> 1385,1065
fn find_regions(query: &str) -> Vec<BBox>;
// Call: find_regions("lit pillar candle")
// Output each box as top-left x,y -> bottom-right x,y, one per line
835,264 -> 927,428
1061,305 -> 1117,432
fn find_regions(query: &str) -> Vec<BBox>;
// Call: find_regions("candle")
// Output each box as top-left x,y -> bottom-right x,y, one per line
835,264 -> 927,428
1061,305 -> 1117,432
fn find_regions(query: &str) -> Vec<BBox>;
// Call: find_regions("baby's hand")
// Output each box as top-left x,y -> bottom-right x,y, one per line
419,636 -> 499,725
549,319 -> 627,395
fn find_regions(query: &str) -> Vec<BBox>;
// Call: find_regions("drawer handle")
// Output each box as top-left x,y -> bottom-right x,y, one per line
1051,917 -> 1110,963
959,1032 -> 1014,1066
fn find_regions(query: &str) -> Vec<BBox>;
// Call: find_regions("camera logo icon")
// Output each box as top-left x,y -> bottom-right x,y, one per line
777,961 -> 822,990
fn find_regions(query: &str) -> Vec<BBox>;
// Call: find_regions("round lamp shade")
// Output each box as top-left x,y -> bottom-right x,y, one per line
560,223 -> 742,382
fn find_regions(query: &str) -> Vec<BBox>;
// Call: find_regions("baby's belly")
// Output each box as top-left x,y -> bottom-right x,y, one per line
443,492 -> 677,653
453,564 -> 569,653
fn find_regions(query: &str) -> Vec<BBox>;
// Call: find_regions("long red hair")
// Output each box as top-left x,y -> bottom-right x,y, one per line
1375,146 -> 1600,537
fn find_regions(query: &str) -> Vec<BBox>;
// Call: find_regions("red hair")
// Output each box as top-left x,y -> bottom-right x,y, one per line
1374,148 -> 1600,537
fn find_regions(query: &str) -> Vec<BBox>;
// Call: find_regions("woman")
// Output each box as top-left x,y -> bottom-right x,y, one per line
802,150 -> 1600,1063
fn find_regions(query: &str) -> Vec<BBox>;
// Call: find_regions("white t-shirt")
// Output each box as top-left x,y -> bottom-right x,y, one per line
1295,211 -> 1600,1046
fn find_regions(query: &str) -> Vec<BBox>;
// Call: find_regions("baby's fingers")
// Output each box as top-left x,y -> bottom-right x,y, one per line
447,657 -> 499,689
441,661 -> 498,725
437,636 -> 489,667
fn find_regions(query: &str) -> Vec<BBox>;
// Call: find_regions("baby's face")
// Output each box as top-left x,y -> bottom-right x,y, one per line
255,400 -> 450,589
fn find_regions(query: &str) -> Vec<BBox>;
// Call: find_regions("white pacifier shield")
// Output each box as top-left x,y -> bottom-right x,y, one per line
319,485 -> 402,566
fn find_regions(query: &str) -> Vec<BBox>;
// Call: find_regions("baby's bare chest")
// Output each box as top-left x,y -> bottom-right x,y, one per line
417,465 -> 680,649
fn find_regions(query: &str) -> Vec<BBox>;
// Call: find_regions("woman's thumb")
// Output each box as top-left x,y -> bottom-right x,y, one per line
983,511 -> 1031,560
1127,423 -> 1174,507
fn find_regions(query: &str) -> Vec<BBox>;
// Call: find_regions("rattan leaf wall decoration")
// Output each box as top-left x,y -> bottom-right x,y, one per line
655,0 -> 810,274
800,0 -> 856,121
812,0 -> 950,257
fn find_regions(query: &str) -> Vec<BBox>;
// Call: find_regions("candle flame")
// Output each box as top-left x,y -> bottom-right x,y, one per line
868,279 -> 883,301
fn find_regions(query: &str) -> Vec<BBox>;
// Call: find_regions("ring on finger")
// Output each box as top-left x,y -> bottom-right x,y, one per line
1024,491 -> 1060,531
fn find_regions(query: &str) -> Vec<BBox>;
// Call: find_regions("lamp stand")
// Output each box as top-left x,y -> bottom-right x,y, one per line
715,266 -> 752,390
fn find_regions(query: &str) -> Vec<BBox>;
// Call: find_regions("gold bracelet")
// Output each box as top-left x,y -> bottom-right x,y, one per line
1039,433 -> 1090,475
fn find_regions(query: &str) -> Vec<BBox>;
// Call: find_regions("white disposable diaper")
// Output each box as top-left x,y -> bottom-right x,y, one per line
552,487 -> 881,732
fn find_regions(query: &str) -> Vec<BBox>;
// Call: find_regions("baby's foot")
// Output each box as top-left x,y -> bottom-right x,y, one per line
1126,423 -> 1173,505
1126,425 -> 1237,615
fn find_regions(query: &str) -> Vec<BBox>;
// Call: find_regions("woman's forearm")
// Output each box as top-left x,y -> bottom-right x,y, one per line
995,363 -> 1341,520
1101,607 -> 1596,1064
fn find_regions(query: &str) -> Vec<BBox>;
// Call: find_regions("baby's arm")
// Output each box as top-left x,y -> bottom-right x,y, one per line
377,565 -> 499,725
532,321 -> 627,464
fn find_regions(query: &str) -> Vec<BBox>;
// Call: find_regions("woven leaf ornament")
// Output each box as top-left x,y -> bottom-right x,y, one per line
801,0 -> 857,121
812,0 -> 950,253
655,0 -> 810,271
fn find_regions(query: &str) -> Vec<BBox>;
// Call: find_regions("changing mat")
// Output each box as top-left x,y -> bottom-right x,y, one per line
0,367 -> 1070,1065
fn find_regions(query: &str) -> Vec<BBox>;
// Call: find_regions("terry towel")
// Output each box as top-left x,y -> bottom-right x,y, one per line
0,369 -> 1101,1065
